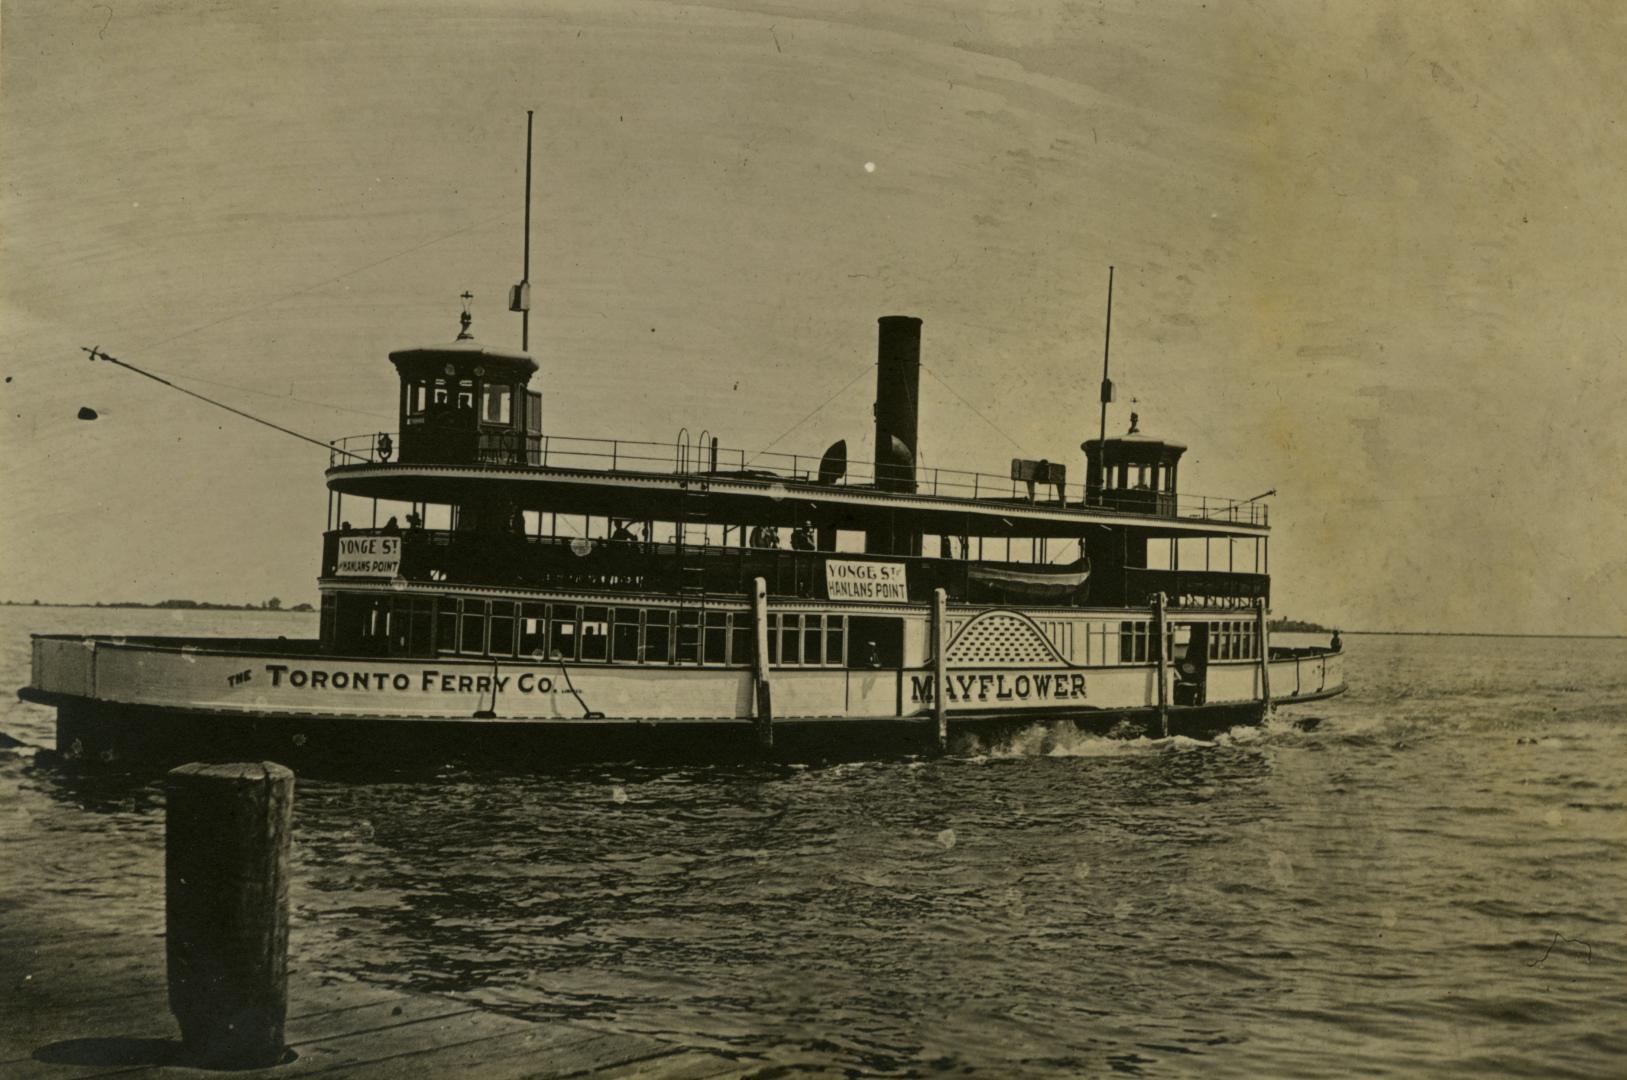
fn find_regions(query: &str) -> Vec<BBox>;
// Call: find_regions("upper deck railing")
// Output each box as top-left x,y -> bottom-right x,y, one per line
328,431 -> 1269,527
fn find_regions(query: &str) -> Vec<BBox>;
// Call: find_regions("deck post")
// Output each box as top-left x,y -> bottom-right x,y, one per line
165,762 -> 294,1069
751,577 -> 773,749
932,587 -> 948,752
1153,592 -> 1170,738
1256,595 -> 1272,715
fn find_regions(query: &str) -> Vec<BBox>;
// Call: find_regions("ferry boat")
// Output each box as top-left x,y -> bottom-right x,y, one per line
22,299 -> 1343,766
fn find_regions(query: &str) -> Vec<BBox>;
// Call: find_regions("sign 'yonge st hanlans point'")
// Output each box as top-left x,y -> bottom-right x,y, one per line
334,535 -> 401,577
825,560 -> 908,602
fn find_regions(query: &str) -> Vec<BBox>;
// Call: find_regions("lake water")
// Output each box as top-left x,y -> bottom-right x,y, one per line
2,607 -> 1624,1077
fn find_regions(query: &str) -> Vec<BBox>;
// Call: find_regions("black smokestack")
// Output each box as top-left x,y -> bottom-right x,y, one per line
874,315 -> 921,494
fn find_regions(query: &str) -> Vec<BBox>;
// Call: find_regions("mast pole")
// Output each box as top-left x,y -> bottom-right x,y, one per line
521,109 -> 534,352
1096,265 -> 1115,496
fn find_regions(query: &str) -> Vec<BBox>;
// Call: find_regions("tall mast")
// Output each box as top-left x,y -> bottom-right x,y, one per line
1096,265 -> 1115,494
521,109 -> 534,351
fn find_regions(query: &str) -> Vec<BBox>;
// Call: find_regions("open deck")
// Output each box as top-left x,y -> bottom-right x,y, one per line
326,432 -> 1270,539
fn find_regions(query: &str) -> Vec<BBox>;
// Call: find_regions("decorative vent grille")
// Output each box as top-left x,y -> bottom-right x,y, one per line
944,611 -> 1069,667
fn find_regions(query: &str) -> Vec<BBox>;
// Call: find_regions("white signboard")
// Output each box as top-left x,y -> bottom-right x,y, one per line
825,559 -> 908,602
334,535 -> 402,577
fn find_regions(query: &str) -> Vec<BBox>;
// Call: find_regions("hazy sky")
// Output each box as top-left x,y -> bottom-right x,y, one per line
3,1 -> 1624,634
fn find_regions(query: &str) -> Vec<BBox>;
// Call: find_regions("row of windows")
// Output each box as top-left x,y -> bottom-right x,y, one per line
1210,620 -> 1258,661
325,594 -> 848,668
323,594 -> 1256,667
403,378 -> 540,427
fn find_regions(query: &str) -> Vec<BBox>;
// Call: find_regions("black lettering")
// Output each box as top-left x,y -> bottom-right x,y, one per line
267,664 -> 288,687
422,671 -> 438,691
978,674 -> 993,701
331,672 -> 349,689
1033,674 -> 1052,696
457,675 -> 474,693
290,670 -> 308,688
910,675 -> 934,703
517,673 -> 535,693
1071,674 -> 1086,697
394,674 -> 411,691
996,674 -> 1013,700
1015,674 -> 1030,698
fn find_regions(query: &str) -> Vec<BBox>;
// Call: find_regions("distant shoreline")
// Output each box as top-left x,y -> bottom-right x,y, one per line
1344,630 -> 1626,640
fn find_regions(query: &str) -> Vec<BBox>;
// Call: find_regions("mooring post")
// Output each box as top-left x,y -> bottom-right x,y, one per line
1256,595 -> 1272,716
166,762 -> 294,1069
1153,592 -> 1170,738
751,577 -> 773,748
931,587 -> 949,752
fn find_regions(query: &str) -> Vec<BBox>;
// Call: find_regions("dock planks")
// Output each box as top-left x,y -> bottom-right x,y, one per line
3,923 -> 750,1079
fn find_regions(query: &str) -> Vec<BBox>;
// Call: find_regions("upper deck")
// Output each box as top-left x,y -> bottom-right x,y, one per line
325,430 -> 1269,541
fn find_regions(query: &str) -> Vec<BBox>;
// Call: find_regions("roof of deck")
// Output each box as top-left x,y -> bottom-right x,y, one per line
325,460 -> 1270,540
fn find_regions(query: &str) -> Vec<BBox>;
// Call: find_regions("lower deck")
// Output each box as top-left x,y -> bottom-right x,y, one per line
23,618 -> 1343,766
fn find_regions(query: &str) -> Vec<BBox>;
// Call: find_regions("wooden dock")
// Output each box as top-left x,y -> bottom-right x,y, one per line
2,920 -> 748,1079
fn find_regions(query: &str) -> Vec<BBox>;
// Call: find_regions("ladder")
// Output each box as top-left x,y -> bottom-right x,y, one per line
673,452 -> 711,664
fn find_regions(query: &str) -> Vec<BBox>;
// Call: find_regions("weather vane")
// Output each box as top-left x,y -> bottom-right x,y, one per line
458,291 -> 475,340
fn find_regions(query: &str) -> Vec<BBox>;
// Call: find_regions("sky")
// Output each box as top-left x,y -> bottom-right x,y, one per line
3,0 -> 1624,634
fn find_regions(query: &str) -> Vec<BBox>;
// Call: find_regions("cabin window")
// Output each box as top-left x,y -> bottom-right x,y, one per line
519,603 -> 547,657
437,602 -> 458,653
548,605 -> 578,660
766,614 -> 780,663
481,382 -> 513,425
1119,621 -> 1150,664
460,599 -> 487,655
802,616 -> 823,665
847,615 -> 903,668
488,600 -> 516,657
613,607 -> 641,662
432,380 -> 450,406
456,379 -> 475,411
644,610 -> 672,663
731,615 -> 752,666
824,617 -> 845,667
676,610 -> 702,664
779,614 -> 803,665
704,612 -> 729,664
526,391 -> 542,434
580,606 -> 610,661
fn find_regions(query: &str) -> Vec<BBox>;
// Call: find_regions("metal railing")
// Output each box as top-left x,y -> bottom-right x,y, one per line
328,431 -> 1269,527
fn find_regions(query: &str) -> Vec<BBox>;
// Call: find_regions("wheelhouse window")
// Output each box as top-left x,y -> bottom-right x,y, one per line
481,382 -> 513,425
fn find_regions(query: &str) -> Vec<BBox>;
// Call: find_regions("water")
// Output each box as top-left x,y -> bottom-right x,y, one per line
3,607 -> 1625,1078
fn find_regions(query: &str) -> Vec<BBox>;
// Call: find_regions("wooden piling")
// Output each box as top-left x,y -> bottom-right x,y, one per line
751,577 -> 773,748
1153,592 -> 1170,738
1256,595 -> 1272,714
165,761 -> 294,1068
931,588 -> 948,752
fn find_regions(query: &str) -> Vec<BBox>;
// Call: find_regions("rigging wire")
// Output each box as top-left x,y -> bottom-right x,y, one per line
745,362 -> 875,465
137,367 -> 394,421
921,364 -> 1030,455
80,346 -> 369,461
